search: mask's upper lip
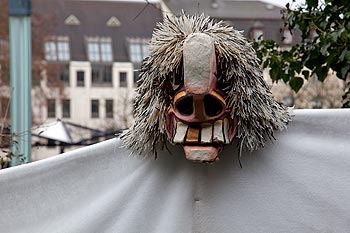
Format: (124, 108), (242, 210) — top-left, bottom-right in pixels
(171, 111), (231, 125)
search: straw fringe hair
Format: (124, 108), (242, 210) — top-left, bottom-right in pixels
(120, 13), (293, 156)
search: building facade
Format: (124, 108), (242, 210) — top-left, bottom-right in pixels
(161, 0), (297, 44)
(0, 0), (163, 160)
(32, 0), (163, 130)
(160, 0), (345, 108)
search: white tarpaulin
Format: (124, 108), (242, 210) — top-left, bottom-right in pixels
(1, 109), (350, 233)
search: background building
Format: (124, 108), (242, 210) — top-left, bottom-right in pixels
(33, 0), (163, 129)
(161, 0), (345, 108)
(0, 0), (345, 162)
(32, 0), (163, 159)
(162, 0), (296, 43)
(1, 0), (163, 160)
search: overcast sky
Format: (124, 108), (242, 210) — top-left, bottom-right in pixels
(101, 0), (306, 9)
(263, 0), (305, 8)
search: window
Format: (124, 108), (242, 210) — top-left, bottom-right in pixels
(86, 37), (113, 62)
(130, 43), (141, 62)
(250, 21), (264, 41)
(100, 39), (113, 62)
(282, 96), (294, 107)
(87, 41), (100, 62)
(44, 36), (70, 61)
(106, 99), (114, 118)
(57, 41), (70, 61)
(142, 44), (148, 58)
(311, 97), (322, 109)
(91, 65), (112, 86)
(47, 64), (69, 87)
(62, 99), (70, 118)
(45, 41), (56, 61)
(133, 70), (140, 87)
(128, 38), (149, 63)
(251, 29), (264, 41)
(60, 66), (70, 85)
(119, 72), (127, 88)
(282, 29), (293, 44)
(91, 99), (99, 118)
(77, 71), (85, 87)
(47, 99), (56, 118)
(92, 66), (100, 83)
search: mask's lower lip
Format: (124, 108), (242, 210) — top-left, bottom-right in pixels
(183, 145), (220, 162)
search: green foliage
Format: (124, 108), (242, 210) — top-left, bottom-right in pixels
(253, 0), (350, 107)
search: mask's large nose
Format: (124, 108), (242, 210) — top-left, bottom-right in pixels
(174, 33), (225, 122)
(183, 33), (216, 95)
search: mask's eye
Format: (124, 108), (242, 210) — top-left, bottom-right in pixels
(204, 94), (223, 117)
(176, 96), (193, 116)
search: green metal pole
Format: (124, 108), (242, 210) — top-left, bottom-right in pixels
(9, 16), (32, 166)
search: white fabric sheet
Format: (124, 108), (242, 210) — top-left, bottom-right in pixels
(1, 109), (350, 233)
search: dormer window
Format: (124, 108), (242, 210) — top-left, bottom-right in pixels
(44, 36), (70, 61)
(64, 14), (80, 25)
(128, 38), (149, 63)
(86, 37), (113, 62)
(106, 16), (121, 27)
(282, 29), (293, 44)
(250, 21), (264, 41)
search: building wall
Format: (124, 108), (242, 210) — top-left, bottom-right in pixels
(32, 144), (80, 161)
(35, 61), (135, 130)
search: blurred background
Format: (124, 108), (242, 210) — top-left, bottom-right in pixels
(0, 0), (347, 165)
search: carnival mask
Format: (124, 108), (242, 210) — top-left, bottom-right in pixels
(166, 33), (237, 162)
(121, 14), (292, 163)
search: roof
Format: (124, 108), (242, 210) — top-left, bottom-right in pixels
(163, 0), (284, 20)
(32, 120), (121, 145)
(33, 120), (74, 144)
(162, 0), (290, 42)
(32, 0), (163, 62)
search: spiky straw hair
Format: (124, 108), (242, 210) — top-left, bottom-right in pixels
(120, 13), (292, 157)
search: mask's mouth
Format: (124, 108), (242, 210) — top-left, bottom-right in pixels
(168, 116), (237, 162)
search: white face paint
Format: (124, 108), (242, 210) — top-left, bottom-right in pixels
(166, 33), (237, 163)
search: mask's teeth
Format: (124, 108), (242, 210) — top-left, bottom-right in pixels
(213, 120), (224, 143)
(200, 123), (213, 143)
(223, 118), (229, 144)
(185, 127), (200, 143)
(173, 121), (188, 144)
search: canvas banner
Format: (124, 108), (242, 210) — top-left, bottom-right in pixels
(1, 109), (350, 233)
